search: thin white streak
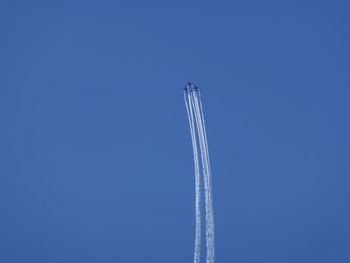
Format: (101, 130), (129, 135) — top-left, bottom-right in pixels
(185, 87), (215, 263)
(192, 90), (215, 263)
(184, 91), (201, 263)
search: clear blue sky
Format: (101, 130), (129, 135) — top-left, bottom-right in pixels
(1, 1), (349, 262)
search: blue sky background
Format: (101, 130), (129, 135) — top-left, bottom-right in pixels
(1, 1), (350, 262)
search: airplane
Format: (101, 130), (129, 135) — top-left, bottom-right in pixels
(184, 81), (200, 92)
(184, 81), (193, 91)
(188, 81), (196, 87)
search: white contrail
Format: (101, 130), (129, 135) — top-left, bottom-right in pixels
(184, 91), (202, 263)
(192, 91), (215, 263)
(184, 83), (215, 263)
(187, 92), (202, 263)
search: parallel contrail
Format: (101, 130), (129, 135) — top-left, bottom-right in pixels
(184, 83), (215, 263)
(192, 91), (215, 263)
(184, 91), (202, 263)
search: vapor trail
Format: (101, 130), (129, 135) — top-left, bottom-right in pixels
(192, 91), (215, 263)
(184, 91), (202, 263)
(184, 83), (215, 263)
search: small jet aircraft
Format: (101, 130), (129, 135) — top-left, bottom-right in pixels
(184, 81), (200, 92)
(184, 81), (193, 91)
(185, 81), (194, 91)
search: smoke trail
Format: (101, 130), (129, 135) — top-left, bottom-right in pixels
(184, 83), (215, 263)
(184, 91), (202, 263)
(192, 91), (215, 263)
